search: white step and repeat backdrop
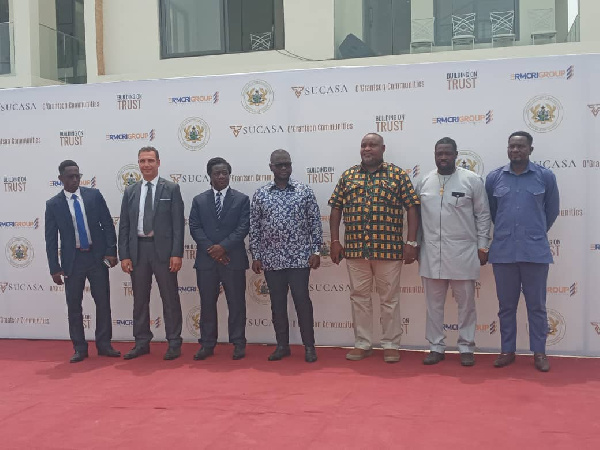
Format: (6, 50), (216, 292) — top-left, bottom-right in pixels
(1, 53), (599, 356)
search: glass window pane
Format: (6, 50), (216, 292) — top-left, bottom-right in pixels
(241, 0), (275, 52)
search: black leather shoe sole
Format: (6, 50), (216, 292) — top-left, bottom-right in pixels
(98, 348), (121, 357)
(123, 347), (150, 360)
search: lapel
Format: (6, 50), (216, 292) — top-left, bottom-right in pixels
(131, 181), (142, 228)
(154, 177), (166, 212)
(80, 187), (93, 215)
(58, 191), (75, 235)
(207, 190), (218, 221)
(220, 188), (234, 220)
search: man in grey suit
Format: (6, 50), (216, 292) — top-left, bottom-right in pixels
(118, 146), (185, 360)
(189, 157), (250, 360)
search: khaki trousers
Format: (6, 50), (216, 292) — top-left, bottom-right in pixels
(346, 258), (403, 350)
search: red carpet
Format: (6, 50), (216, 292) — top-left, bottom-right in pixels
(0, 340), (598, 449)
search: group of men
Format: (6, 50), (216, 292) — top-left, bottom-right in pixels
(45, 130), (559, 372)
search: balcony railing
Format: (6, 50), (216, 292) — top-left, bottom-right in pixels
(39, 24), (86, 84)
(0, 21), (14, 75)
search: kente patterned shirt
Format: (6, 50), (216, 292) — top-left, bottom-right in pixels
(250, 179), (323, 271)
(328, 162), (420, 260)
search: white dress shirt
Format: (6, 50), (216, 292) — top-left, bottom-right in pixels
(64, 188), (92, 248)
(137, 175), (159, 237)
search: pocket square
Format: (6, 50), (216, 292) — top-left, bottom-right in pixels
(159, 198), (171, 201)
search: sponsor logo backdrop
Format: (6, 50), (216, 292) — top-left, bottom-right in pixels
(1, 54), (599, 356)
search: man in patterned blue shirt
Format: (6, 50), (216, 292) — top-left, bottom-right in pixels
(249, 149), (323, 363)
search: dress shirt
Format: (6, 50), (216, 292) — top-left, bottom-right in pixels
(64, 188), (92, 248)
(328, 162), (420, 260)
(485, 162), (559, 264)
(250, 179), (323, 271)
(212, 185), (230, 211)
(416, 167), (491, 280)
(137, 175), (159, 237)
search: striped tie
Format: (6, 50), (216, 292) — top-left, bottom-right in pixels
(215, 191), (222, 219)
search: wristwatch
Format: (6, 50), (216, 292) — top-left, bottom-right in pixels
(405, 241), (418, 247)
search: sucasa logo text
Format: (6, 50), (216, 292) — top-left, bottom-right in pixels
(456, 150), (484, 176)
(447, 71), (477, 90)
(43, 100), (100, 111)
(523, 94), (563, 133)
(548, 239), (561, 258)
(0, 102), (37, 112)
(533, 159), (576, 169)
(547, 282), (577, 297)
(117, 93), (142, 110)
(168, 91), (219, 104)
(106, 129), (155, 141)
(0, 218), (39, 229)
(169, 174), (210, 184)
(116, 164), (142, 193)
(291, 85), (348, 98)
(230, 125), (284, 137)
(432, 110), (493, 125)
(588, 104), (600, 117)
(0, 136), (41, 146)
(179, 117), (210, 151)
(510, 65), (574, 81)
(60, 130), (84, 146)
(5, 237), (34, 268)
(355, 80), (425, 93)
(376, 114), (405, 133)
(306, 166), (335, 184)
(4, 176), (26, 192)
(0, 282), (44, 293)
(184, 243), (197, 260)
(546, 309), (566, 346)
(241, 80), (274, 114)
(50, 177), (96, 188)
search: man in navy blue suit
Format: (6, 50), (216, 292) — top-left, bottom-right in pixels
(45, 160), (121, 363)
(189, 157), (250, 360)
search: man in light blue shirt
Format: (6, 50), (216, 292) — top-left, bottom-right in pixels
(485, 131), (560, 372)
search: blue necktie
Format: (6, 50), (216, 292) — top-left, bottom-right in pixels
(72, 194), (90, 250)
(215, 191), (222, 220)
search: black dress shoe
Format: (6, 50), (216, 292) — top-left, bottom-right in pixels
(232, 346), (246, 360)
(493, 352), (516, 368)
(193, 347), (214, 361)
(123, 346), (150, 360)
(460, 352), (475, 367)
(423, 351), (445, 365)
(534, 353), (550, 372)
(305, 346), (317, 363)
(70, 351), (88, 363)
(164, 347), (181, 360)
(98, 346), (121, 357)
(268, 345), (291, 361)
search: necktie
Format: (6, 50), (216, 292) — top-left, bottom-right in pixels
(215, 191), (222, 220)
(143, 182), (153, 235)
(72, 194), (90, 250)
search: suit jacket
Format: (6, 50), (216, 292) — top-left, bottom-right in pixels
(45, 187), (117, 277)
(118, 177), (185, 266)
(189, 188), (250, 270)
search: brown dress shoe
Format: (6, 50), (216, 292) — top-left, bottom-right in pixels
(423, 351), (445, 365)
(534, 353), (550, 372)
(493, 352), (516, 368)
(383, 349), (400, 363)
(346, 348), (373, 361)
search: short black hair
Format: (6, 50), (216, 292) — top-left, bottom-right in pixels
(58, 160), (78, 175)
(138, 146), (160, 159)
(435, 137), (457, 152)
(508, 131), (533, 146)
(270, 149), (291, 163)
(207, 157), (232, 175)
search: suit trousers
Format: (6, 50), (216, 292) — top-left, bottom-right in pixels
(64, 250), (113, 352)
(492, 262), (549, 353)
(264, 268), (315, 347)
(131, 240), (183, 348)
(346, 258), (403, 350)
(422, 277), (476, 354)
(196, 266), (247, 348)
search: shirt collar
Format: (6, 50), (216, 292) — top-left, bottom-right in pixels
(359, 161), (387, 173)
(64, 188), (82, 200)
(503, 161), (535, 175)
(213, 185), (230, 197)
(268, 179), (297, 191)
(143, 175), (160, 187)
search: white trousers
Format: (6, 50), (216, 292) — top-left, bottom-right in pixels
(422, 277), (476, 354)
(346, 259), (403, 350)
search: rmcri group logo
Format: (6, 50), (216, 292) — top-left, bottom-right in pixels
(241, 80), (274, 114)
(116, 164), (142, 193)
(178, 117), (210, 151)
(5, 237), (34, 268)
(523, 94), (563, 133)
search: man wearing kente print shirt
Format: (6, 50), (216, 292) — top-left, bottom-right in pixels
(249, 149), (323, 363)
(329, 133), (420, 363)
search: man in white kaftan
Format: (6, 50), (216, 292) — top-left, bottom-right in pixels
(416, 137), (491, 366)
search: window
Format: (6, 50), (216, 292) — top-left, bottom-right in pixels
(0, 0), (10, 75)
(160, 0), (284, 59)
(434, 0), (519, 46)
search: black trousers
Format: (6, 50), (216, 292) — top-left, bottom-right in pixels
(131, 240), (183, 348)
(264, 268), (315, 347)
(64, 250), (113, 352)
(196, 266), (247, 348)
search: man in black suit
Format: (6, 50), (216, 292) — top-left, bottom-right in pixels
(118, 147), (185, 360)
(189, 157), (250, 360)
(45, 160), (121, 363)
